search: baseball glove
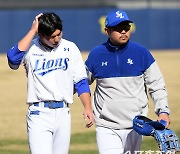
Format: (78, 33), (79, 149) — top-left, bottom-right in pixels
(154, 129), (180, 154)
(133, 115), (180, 153)
(133, 115), (166, 136)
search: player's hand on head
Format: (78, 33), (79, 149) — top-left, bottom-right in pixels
(83, 111), (94, 128)
(31, 13), (43, 34)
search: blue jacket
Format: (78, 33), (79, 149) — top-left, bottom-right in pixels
(85, 39), (170, 129)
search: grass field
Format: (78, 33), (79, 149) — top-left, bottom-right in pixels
(0, 51), (180, 154)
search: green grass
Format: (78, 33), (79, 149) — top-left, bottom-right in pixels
(141, 137), (159, 152)
(69, 150), (98, 154)
(70, 131), (96, 144)
(0, 131), (179, 154)
(0, 151), (28, 154)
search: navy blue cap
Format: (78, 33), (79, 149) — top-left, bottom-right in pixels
(105, 10), (133, 27)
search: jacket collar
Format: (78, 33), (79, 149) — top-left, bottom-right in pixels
(106, 39), (129, 52)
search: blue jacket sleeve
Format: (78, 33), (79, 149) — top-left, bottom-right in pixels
(7, 44), (26, 66)
(74, 78), (91, 96)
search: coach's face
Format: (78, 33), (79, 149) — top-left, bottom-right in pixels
(105, 22), (131, 46)
(40, 29), (62, 48)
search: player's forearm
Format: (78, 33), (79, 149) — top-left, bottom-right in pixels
(79, 93), (92, 111)
(79, 92), (94, 128)
(145, 62), (170, 115)
(18, 29), (36, 51)
(18, 14), (41, 51)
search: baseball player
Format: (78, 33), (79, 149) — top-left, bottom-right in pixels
(85, 10), (170, 154)
(7, 12), (94, 154)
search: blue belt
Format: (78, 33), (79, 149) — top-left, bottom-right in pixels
(33, 101), (66, 109)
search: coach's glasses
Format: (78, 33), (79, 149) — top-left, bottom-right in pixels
(111, 23), (131, 33)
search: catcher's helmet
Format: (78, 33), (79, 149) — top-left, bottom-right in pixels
(133, 115), (166, 136)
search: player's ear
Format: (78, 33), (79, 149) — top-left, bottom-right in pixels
(60, 31), (63, 37)
(38, 33), (43, 38)
(104, 27), (110, 36)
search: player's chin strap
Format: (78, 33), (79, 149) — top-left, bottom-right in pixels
(133, 115), (180, 153)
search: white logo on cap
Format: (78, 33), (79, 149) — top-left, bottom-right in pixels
(116, 11), (124, 19)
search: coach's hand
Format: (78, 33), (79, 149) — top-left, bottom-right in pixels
(157, 113), (170, 128)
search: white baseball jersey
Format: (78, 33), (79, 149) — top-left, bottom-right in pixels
(21, 38), (87, 104)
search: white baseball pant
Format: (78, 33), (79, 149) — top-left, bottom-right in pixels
(26, 105), (71, 154)
(96, 126), (142, 154)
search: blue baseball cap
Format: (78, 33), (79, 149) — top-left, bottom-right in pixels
(105, 10), (133, 27)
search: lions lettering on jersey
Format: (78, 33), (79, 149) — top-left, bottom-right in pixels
(33, 58), (69, 76)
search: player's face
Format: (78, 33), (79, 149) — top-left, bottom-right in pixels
(40, 29), (62, 48)
(105, 22), (131, 46)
